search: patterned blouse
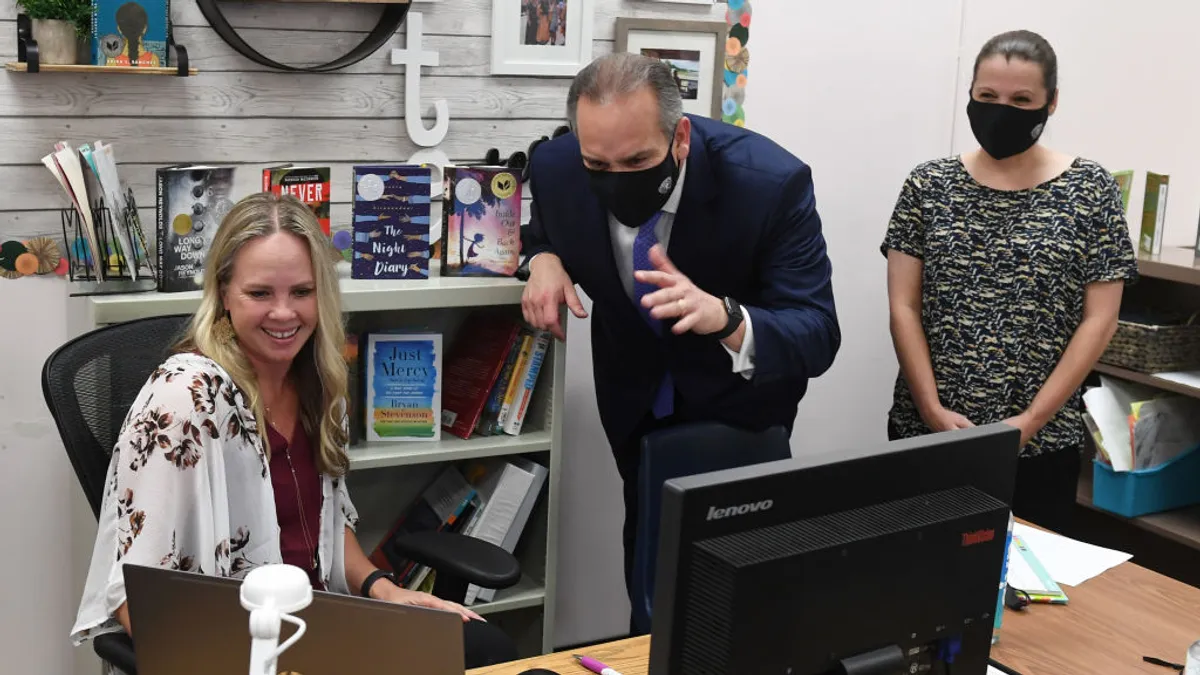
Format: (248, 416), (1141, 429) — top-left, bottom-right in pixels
(70, 352), (360, 648)
(881, 157), (1138, 456)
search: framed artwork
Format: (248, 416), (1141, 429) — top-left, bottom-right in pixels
(614, 18), (727, 119)
(491, 0), (595, 76)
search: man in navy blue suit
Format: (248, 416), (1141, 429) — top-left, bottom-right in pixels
(520, 53), (840, 607)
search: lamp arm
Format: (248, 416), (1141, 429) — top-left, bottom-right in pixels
(272, 613), (308, 660)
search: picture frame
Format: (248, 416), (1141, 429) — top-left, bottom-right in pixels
(614, 18), (728, 119)
(491, 0), (595, 77)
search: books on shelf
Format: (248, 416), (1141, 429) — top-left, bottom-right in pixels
(263, 164), (332, 237)
(155, 165), (237, 293)
(442, 167), (523, 277)
(1139, 171), (1169, 256)
(441, 313), (523, 440)
(365, 332), (443, 442)
(351, 165), (433, 280)
(367, 457), (549, 599)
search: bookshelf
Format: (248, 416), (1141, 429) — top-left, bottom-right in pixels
(76, 273), (566, 657)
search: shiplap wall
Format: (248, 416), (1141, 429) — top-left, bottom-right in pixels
(0, 1), (723, 670)
(0, 0), (722, 240)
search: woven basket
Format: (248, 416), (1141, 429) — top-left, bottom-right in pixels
(1099, 317), (1200, 373)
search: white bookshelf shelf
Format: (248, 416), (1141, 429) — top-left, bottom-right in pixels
(87, 276), (527, 324)
(472, 575), (546, 615)
(347, 430), (552, 471)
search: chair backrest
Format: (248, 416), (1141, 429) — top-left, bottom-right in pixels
(41, 314), (192, 520)
(631, 421), (793, 634)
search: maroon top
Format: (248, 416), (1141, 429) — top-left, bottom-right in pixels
(267, 419), (324, 590)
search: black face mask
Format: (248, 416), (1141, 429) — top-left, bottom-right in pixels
(586, 145), (680, 227)
(967, 97), (1051, 160)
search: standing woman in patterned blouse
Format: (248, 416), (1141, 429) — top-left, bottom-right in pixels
(881, 30), (1138, 533)
(71, 192), (516, 670)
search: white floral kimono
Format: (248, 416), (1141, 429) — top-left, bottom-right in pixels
(71, 352), (359, 649)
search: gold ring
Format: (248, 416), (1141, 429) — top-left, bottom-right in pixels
(677, 298), (685, 312)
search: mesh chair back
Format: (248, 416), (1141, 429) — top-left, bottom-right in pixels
(41, 314), (192, 520)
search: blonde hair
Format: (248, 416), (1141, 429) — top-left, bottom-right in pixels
(175, 192), (350, 476)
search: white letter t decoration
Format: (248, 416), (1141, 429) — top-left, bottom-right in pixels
(391, 12), (449, 147)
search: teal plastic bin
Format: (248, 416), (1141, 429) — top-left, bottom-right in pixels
(1092, 443), (1200, 517)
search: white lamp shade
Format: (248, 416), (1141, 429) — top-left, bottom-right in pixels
(240, 564), (313, 614)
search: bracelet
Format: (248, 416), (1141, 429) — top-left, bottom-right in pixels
(360, 569), (396, 599)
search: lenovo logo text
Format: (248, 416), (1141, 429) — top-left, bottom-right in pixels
(706, 499), (774, 521)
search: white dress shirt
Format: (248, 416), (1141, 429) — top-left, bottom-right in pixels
(607, 161), (756, 379)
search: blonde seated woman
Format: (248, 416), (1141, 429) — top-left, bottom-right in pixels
(70, 192), (516, 670)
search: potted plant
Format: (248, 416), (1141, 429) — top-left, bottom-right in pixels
(17, 0), (92, 65)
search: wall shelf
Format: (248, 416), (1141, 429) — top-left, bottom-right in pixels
(5, 63), (198, 76)
(13, 13), (194, 76)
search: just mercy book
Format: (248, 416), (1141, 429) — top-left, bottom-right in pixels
(366, 332), (442, 442)
(352, 165), (433, 280)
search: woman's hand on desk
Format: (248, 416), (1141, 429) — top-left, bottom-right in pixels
(374, 584), (485, 623)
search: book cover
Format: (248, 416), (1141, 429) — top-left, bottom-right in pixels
(92, 0), (170, 67)
(263, 165), (332, 236)
(442, 167), (523, 277)
(1111, 170), (1133, 212)
(1139, 172), (1169, 256)
(155, 165), (236, 293)
(352, 165), (433, 279)
(503, 330), (551, 435)
(366, 332), (442, 441)
(440, 313), (521, 440)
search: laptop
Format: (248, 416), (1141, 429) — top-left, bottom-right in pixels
(123, 564), (465, 674)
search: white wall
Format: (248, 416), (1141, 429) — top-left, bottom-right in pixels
(953, 0), (1200, 249)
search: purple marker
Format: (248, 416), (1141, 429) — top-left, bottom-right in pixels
(573, 654), (623, 675)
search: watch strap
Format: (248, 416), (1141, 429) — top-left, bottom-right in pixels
(711, 297), (743, 340)
(361, 569), (396, 598)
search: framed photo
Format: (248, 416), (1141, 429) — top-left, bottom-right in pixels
(491, 0), (595, 76)
(614, 18), (728, 119)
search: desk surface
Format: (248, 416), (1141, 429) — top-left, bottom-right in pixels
(470, 556), (1200, 675)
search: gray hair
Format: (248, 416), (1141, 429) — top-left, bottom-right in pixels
(973, 29), (1058, 95)
(566, 53), (684, 141)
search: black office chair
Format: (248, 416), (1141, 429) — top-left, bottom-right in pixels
(42, 315), (520, 675)
(630, 422), (794, 635)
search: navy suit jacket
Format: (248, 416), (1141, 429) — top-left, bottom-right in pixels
(526, 114), (840, 450)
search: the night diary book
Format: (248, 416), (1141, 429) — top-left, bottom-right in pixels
(351, 165), (433, 280)
(91, 0), (170, 67)
(366, 332), (442, 442)
(442, 167), (523, 277)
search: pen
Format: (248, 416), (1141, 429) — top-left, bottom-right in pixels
(573, 654), (623, 675)
(1142, 655), (1185, 671)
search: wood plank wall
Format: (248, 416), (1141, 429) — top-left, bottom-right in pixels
(0, 0), (724, 246)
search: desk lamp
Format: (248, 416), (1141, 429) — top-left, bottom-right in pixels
(240, 564), (313, 675)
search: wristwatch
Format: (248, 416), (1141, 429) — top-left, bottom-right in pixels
(712, 296), (744, 340)
(361, 569), (397, 598)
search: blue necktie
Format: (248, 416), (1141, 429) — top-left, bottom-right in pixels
(632, 212), (674, 418)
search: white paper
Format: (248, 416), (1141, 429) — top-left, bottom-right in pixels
(1082, 385), (1133, 471)
(1155, 370), (1200, 390)
(1012, 523), (1131, 587)
(987, 667), (1006, 675)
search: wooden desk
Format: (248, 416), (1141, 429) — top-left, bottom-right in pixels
(470, 560), (1200, 675)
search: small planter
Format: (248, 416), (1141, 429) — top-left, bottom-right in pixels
(31, 19), (78, 65)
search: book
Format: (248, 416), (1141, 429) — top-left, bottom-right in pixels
(365, 332), (442, 441)
(352, 165), (433, 280)
(440, 313), (522, 440)
(263, 164), (332, 237)
(1111, 170), (1133, 212)
(469, 456), (548, 604)
(1005, 533), (1068, 604)
(91, 0), (170, 67)
(155, 165), (237, 293)
(502, 330), (551, 436)
(442, 167), (523, 277)
(1139, 172), (1169, 256)
(474, 329), (527, 437)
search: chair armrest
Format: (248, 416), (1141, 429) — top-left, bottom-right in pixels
(389, 531), (521, 590)
(94, 632), (138, 674)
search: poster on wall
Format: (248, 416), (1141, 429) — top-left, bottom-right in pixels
(491, 0), (595, 76)
(615, 18), (727, 120)
(722, 0), (752, 127)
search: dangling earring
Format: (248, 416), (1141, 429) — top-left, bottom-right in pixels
(213, 312), (237, 345)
